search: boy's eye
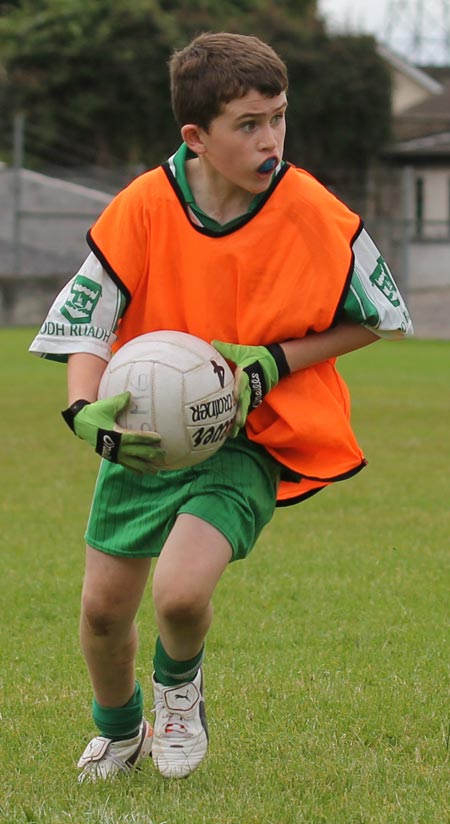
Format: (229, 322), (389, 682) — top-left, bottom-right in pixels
(240, 121), (256, 132)
(271, 113), (284, 125)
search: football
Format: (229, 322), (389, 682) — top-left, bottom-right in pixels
(98, 330), (236, 471)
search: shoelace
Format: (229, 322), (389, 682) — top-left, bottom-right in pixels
(153, 703), (195, 739)
(165, 720), (189, 736)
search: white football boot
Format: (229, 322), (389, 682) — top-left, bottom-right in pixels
(152, 669), (209, 778)
(77, 718), (153, 783)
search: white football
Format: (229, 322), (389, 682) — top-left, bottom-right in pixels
(98, 331), (236, 471)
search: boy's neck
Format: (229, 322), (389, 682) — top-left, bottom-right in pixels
(185, 156), (255, 225)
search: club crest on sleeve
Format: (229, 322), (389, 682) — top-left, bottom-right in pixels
(61, 276), (103, 324)
(370, 258), (401, 307)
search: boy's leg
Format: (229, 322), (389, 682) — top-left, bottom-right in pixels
(80, 546), (152, 706)
(77, 546), (153, 783)
(151, 513), (232, 778)
(152, 513), (232, 662)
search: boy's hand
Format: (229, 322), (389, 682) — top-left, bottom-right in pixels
(61, 392), (165, 474)
(212, 341), (290, 437)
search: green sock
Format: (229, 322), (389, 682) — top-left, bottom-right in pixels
(92, 681), (144, 741)
(153, 636), (204, 687)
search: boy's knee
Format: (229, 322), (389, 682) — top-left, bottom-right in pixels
(81, 593), (125, 637)
(153, 584), (207, 625)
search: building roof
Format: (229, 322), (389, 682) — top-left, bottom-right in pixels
(384, 130), (450, 159)
(421, 66), (450, 84)
(397, 78), (450, 119)
(377, 44), (444, 95)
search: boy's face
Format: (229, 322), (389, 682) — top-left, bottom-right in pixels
(193, 89), (287, 195)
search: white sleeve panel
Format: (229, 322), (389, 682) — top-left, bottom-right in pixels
(351, 229), (413, 339)
(29, 253), (126, 361)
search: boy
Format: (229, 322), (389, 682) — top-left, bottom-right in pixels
(30, 32), (412, 783)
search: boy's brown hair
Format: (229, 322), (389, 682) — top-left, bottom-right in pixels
(169, 32), (288, 130)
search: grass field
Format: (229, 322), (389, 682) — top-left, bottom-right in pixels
(1, 328), (449, 824)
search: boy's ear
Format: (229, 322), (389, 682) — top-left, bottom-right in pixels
(181, 124), (207, 155)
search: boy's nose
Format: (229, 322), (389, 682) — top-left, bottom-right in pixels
(258, 125), (278, 151)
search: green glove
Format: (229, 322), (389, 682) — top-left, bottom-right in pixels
(212, 341), (290, 437)
(61, 392), (165, 474)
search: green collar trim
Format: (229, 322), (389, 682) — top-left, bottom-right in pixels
(169, 143), (284, 232)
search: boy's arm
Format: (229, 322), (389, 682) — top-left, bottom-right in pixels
(279, 322), (378, 373)
(67, 352), (108, 404)
(213, 323), (378, 437)
(62, 352), (165, 474)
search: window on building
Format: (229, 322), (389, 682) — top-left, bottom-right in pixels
(415, 176), (424, 238)
(448, 178), (450, 237)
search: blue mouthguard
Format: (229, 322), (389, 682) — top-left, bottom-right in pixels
(258, 158), (277, 174)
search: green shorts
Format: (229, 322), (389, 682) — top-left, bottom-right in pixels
(85, 435), (280, 561)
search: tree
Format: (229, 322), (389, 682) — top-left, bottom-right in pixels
(0, 0), (179, 166)
(282, 32), (392, 176)
(0, 0), (391, 180)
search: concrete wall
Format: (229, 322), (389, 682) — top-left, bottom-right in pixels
(407, 242), (450, 289)
(0, 167), (114, 326)
(0, 167), (111, 275)
(0, 274), (68, 328)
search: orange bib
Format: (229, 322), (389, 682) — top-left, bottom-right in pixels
(89, 164), (365, 503)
